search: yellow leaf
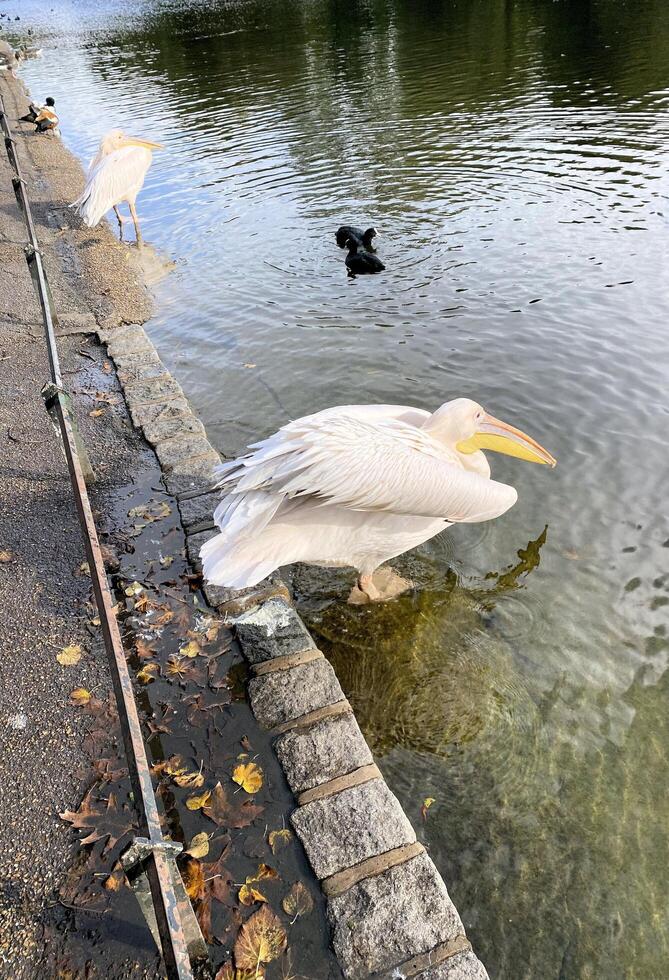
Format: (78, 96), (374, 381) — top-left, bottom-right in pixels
(282, 881), (314, 922)
(165, 755), (187, 776)
(423, 797), (435, 809)
(215, 964), (264, 980)
(179, 640), (200, 658)
(159, 555), (174, 568)
(124, 580), (144, 597)
(253, 863), (278, 881)
(0, 550), (13, 563)
(137, 663), (159, 684)
(182, 857), (205, 901)
(173, 770), (204, 789)
(69, 687), (91, 706)
(57, 645), (82, 666)
(233, 905), (287, 970)
(232, 762), (263, 795)
(268, 829), (292, 854)
(185, 832), (210, 859)
(89, 407), (105, 418)
(186, 790), (212, 811)
(239, 882), (267, 906)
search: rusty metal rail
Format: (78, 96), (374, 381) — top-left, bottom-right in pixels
(0, 92), (205, 980)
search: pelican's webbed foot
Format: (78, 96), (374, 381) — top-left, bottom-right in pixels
(347, 567), (412, 605)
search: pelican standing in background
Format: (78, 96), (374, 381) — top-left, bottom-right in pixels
(201, 398), (556, 603)
(0, 39), (21, 76)
(72, 129), (162, 244)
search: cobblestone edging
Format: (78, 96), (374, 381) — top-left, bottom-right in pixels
(98, 323), (489, 979)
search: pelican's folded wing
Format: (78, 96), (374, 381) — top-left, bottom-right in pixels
(215, 411), (517, 524)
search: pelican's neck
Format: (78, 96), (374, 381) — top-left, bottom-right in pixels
(421, 413), (491, 478)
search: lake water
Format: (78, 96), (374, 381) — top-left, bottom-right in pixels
(13, 0), (669, 975)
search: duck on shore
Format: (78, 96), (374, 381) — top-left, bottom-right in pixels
(345, 237), (385, 275)
(20, 96), (55, 124)
(335, 224), (377, 250)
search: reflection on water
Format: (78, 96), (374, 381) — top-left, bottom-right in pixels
(14, 0), (669, 975)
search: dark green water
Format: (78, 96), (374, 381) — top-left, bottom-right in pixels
(14, 0), (669, 975)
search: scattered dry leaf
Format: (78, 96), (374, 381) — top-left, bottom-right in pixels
(232, 762), (263, 795)
(282, 881), (314, 922)
(0, 550), (13, 563)
(179, 639), (200, 659)
(173, 769), (204, 789)
(268, 829), (292, 854)
(234, 905), (287, 971)
(69, 687), (91, 706)
(57, 645), (82, 666)
(137, 663), (159, 684)
(215, 962), (264, 980)
(89, 407), (105, 418)
(182, 857), (205, 901)
(135, 638), (157, 660)
(124, 580), (144, 597)
(202, 782), (264, 829)
(185, 832), (210, 859)
(239, 882), (267, 906)
(186, 790), (212, 811)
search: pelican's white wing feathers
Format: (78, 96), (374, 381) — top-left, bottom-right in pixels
(213, 408), (517, 528)
(72, 145), (152, 227)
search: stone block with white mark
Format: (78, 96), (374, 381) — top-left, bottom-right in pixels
(235, 598), (315, 663)
(291, 779), (416, 879)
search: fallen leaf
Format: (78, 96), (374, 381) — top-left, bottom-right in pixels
(0, 550), (13, 563)
(234, 905), (287, 971)
(215, 964), (264, 980)
(173, 769), (204, 789)
(104, 862), (126, 892)
(135, 638), (157, 660)
(69, 687), (91, 706)
(185, 831), (210, 859)
(186, 790), (212, 811)
(254, 864), (278, 881)
(134, 594), (150, 614)
(102, 360), (112, 374)
(421, 797), (436, 822)
(182, 857), (205, 901)
(282, 881), (314, 922)
(159, 555), (174, 568)
(89, 407), (105, 418)
(57, 645), (83, 666)
(179, 639), (200, 659)
(268, 829), (292, 854)
(239, 883), (267, 906)
(124, 580), (144, 597)
(166, 655), (187, 679)
(59, 789), (134, 856)
(232, 762), (263, 795)
(202, 782), (264, 829)
(137, 663), (159, 684)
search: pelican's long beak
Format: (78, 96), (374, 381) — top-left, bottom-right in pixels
(457, 413), (557, 467)
(124, 137), (164, 150)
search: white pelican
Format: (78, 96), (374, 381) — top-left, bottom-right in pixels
(201, 398), (556, 603)
(72, 129), (162, 244)
(0, 40), (20, 76)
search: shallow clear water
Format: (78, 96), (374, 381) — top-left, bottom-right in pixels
(12, 0), (669, 975)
